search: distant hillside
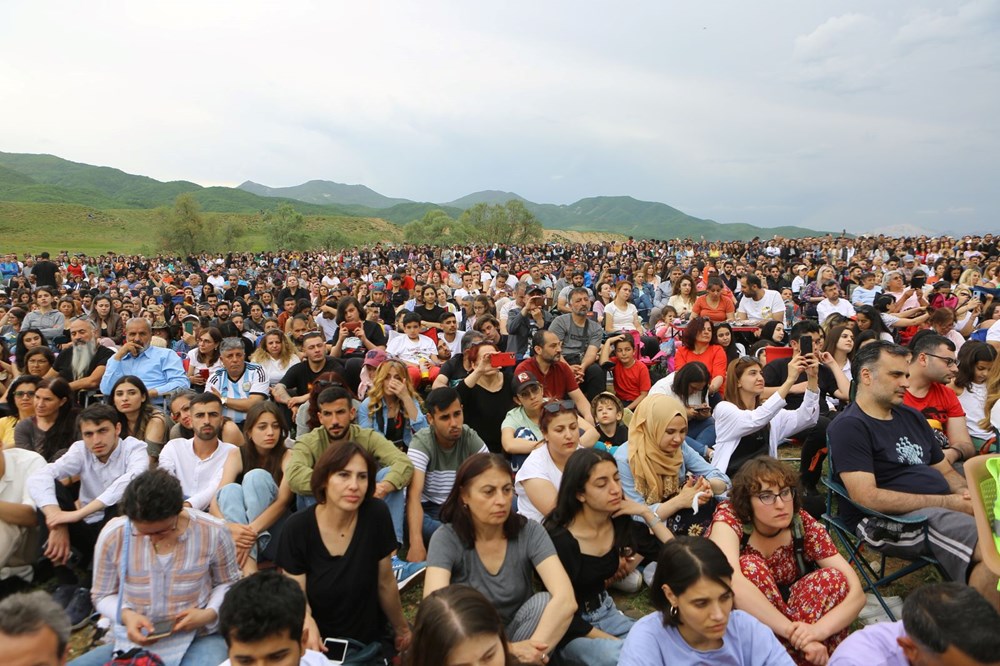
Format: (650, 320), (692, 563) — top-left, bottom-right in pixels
(0, 150), (827, 241)
(239, 179), (413, 208)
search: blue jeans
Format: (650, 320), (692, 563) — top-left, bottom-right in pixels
(686, 416), (716, 451)
(558, 592), (635, 666)
(421, 501), (442, 545)
(69, 634), (228, 666)
(216, 469), (288, 561)
(295, 466), (406, 546)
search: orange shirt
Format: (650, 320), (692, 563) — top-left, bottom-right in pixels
(692, 294), (735, 323)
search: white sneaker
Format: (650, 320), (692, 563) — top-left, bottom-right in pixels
(610, 568), (643, 594)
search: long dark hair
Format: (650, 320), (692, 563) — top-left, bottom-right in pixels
(409, 585), (512, 666)
(241, 401), (289, 485)
(543, 448), (634, 552)
(954, 341), (997, 390)
(440, 453), (525, 548)
(14, 328), (47, 372)
(672, 362), (710, 405)
(712, 322), (739, 363)
(3, 374), (41, 422)
(34, 377), (77, 461)
(855, 304), (893, 338)
(681, 317), (712, 350)
(106, 375), (158, 441)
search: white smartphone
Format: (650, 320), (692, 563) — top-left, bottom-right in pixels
(323, 638), (349, 664)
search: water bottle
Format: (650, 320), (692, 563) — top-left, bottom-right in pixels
(785, 300), (795, 327)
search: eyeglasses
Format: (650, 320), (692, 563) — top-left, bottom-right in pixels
(924, 353), (957, 367)
(755, 487), (795, 505)
(131, 516), (179, 538)
(13, 390), (35, 399)
(542, 400), (576, 414)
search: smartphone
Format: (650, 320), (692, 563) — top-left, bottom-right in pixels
(146, 618), (174, 640)
(490, 352), (516, 368)
(799, 335), (813, 356)
(344, 321), (361, 332)
(324, 638), (349, 664)
(183, 321), (194, 335)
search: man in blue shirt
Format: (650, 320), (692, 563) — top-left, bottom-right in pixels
(99, 318), (189, 406)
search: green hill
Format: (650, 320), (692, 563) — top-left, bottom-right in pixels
(240, 179), (413, 208)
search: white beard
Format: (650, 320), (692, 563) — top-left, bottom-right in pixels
(71, 340), (97, 380)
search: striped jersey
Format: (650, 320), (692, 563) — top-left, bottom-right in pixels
(207, 362), (269, 423)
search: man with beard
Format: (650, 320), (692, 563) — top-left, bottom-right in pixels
(549, 287), (605, 400)
(158, 393), (237, 511)
(99, 318), (189, 407)
(50, 318), (113, 396)
(209, 300), (232, 328)
(514, 330), (594, 424)
(272, 332), (344, 429)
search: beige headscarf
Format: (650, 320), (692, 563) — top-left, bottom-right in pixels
(627, 394), (687, 504)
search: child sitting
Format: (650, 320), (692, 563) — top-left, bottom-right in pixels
(385, 312), (440, 388)
(592, 391), (628, 455)
(599, 333), (651, 411)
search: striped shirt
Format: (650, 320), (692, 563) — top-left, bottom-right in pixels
(91, 509), (240, 653)
(407, 425), (488, 505)
(207, 362), (268, 423)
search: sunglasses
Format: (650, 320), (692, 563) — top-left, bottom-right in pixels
(542, 400), (576, 414)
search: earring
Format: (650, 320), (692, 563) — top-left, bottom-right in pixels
(669, 605), (679, 621)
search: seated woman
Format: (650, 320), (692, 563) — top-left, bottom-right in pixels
(276, 441), (412, 661)
(211, 402), (294, 576)
(544, 448), (670, 666)
(167, 389), (245, 446)
(619, 536), (794, 666)
(0, 374), (39, 447)
(514, 401), (598, 523)
(615, 395), (729, 550)
(329, 296), (388, 391)
(22, 346), (55, 382)
(649, 361), (717, 457)
(424, 453), (576, 666)
(356, 358), (427, 449)
(13, 328), (46, 377)
(456, 341), (515, 454)
(712, 355), (819, 478)
(107, 375), (168, 460)
(708, 458), (864, 665)
(249, 330), (300, 386)
(14, 377), (76, 462)
(674, 317), (727, 398)
(409, 584), (512, 666)
(186, 326), (222, 392)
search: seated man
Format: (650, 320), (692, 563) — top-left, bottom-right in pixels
(48, 317), (113, 398)
(99, 318), (190, 408)
(0, 447), (47, 583)
(829, 582), (1000, 666)
(218, 570), (328, 666)
(549, 287), (606, 400)
(206, 337), (268, 427)
(405, 387), (488, 563)
(828, 341), (999, 608)
(27, 404), (148, 569)
(514, 330), (593, 424)
(0, 591), (70, 666)
(158, 393), (238, 512)
(431, 331), (483, 390)
(816, 279), (854, 324)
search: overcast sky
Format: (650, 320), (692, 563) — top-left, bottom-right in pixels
(2, 1), (998, 234)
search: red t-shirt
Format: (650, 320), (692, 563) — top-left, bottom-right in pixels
(904, 383), (965, 433)
(611, 358), (651, 402)
(515, 357), (579, 401)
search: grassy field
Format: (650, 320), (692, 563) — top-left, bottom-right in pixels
(0, 202), (406, 254)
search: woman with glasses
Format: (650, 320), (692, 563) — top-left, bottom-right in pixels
(708, 458), (863, 666)
(712, 354), (819, 478)
(514, 400), (598, 523)
(424, 453), (576, 666)
(0, 374), (39, 447)
(22, 346), (55, 379)
(186, 326), (223, 392)
(544, 448), (670, 665)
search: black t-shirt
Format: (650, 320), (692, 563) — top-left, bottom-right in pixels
(364, 298), (396, 327)
(276, 501), (396, 644)
(438, 355), (470, 386)
(762, 358), (839, 414)
(596, 422), (629, 450)
(548, 525), (624, 642)
(333, 321), (388, 359)
(278, 357), (345, 398)
(455, 372), (515, 453)
(54, 344), (114, 383)
(828, 402), (949, 529)
(32, 260), (60, 288)
(413, 305), (447, 325)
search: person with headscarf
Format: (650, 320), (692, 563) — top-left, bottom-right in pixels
(614, 394), (730, 585)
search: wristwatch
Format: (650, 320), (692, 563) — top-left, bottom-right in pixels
(221, 396), (228, 406)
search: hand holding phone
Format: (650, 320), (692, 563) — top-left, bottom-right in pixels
(799, 335), (813, 356)
(146, 618), (174, 641)
(490, 352), (516, 368)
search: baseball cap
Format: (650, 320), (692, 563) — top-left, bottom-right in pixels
(512, 371), (541, 394)
(903, 255), (915, 263)
(364, 349), (388, 368)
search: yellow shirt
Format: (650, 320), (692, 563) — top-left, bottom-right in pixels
(0, 416), (18, 448)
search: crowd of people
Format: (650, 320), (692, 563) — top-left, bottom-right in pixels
(1, 232), (1000, 665)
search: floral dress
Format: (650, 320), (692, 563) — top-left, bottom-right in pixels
(708, 501), (850, 665)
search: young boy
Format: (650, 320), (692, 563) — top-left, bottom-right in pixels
(386, 312), (440, 387)
(591, 391), (628, 455)
(599, 333), (650, 411)
(218, 570), (328, 666)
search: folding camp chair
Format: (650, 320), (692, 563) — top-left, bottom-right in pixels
(965, 454), (1000, 577)
(822, 465), (948, 621)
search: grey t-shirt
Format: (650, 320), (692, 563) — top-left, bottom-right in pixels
(427, 520), (556, 625)
(548, 314), (602, 360)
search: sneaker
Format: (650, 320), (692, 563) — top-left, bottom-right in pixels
(65, 586), (95, 630)
(609, 568), (643, 594)
(51, 584), (78, 609)
(392, 556), (426, 592)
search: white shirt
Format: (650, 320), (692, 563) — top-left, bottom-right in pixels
(27, 437), (148, 523)
(440, 330), (464, 355)
(736, 289), (785, 320)
(712, 391), (820, 474)
(604, 301), (639, 330)
(257, 355), (300, 386)
(386, 333), (437, 365)
(207, 274), (226, 289)
(1, 448), (46, 510)
(158, 438), (238, 511)
(987, 319), (1000, 344)
(959, 382), (992, 440)
(315, 315), (338, 341)
(816, 297), (855, 324)
(515, 444), (581, 522)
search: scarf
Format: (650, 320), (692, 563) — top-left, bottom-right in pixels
(627, 394), (687, 504)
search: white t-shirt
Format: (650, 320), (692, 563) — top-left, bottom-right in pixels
(987, 319), (1000, 344)
(649, 372), (703, 407)
(736, 289), (784, 320)
(257, 355), (300, 386)
(604, 301), (639, 330)
(515, 444), (580, 522)
(959, 382), (992, 440)
(817, 298), (855, 324)
(440, 330), (464, 355)
(386, 333), (437, 364)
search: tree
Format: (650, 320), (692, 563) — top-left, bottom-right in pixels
(218, 218), (247, 251)
(460, 200), (542, 245)
(263, 203), (309, 250)
(404, 209), (477, 246)
(159, 194), (212, 255)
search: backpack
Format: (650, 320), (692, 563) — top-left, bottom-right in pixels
(740, 513), (816, 600)
(105, 648), (166, 666)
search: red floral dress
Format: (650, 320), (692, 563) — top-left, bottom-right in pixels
(708, 501), (850, 665)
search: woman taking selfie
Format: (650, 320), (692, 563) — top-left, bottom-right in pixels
(708, 458), (863, 665)
(619, 536), (793, 666)
(456, 342), (516, 454)
(423, 453), (576, 666)
(544, 448), (670, 666)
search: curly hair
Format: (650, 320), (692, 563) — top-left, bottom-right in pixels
(366, 359), (420, 421)
(728, 457), (802, 524)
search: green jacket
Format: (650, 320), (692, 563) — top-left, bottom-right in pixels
(286, 424), (414, 496)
